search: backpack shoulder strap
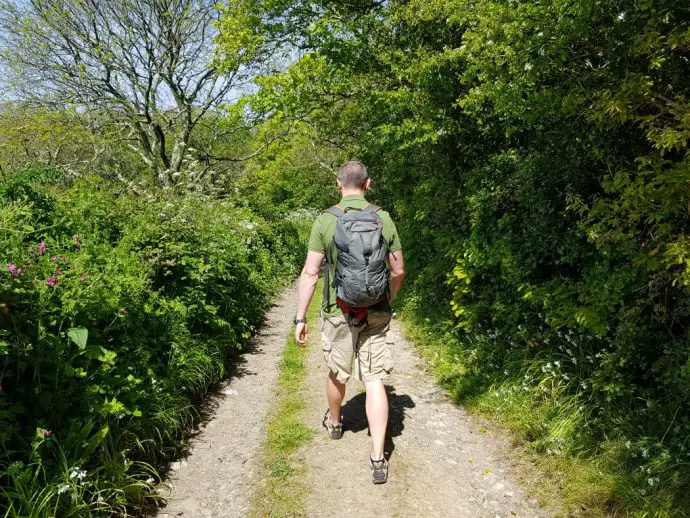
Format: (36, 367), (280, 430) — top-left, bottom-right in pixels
(325, 205), (347, 218)
(361, 203), (381, 213)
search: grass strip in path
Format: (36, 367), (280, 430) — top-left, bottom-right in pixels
(250, 281), (322, 517)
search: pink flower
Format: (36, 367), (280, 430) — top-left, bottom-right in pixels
(59, 256), (67, 262)
(79, 274), (90, 281)
(54, 269), (63, 277)
(46, 277), (57, 287)
(42, 429), (53, 437)
(50, 256), (57, 262)
(38, 241), (47, 255)
(7, 264), (24, 278)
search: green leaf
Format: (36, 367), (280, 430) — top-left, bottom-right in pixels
(68, 327), (89, 350)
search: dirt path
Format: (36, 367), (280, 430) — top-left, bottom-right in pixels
(153, 285), (298, 518)
(154, 286), (552, 518)
(299, 319), (551, 518)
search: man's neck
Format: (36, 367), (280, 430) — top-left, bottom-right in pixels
(340, 189), (366, 198)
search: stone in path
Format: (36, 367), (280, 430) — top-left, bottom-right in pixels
(153, 285), (298, 518)
(300, 319), (551, 518)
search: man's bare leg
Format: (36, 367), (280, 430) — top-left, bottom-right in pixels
(364, 379), (388, 460)
(327, 372), (346, 423)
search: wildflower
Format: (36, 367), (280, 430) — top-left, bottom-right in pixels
(46, 277), (57, 287)
(59, 256), (66, 262)
(146, 477), (155, 484)
(625, 441), (631, 449)
(79, 274), (90, 281)
(7, 264), (24, 277)
(57, 483), (70, 495)
(119, 308), (128, 315)
(72, 235), (81, 249)
(42, 429), (53, 437)
(69, 467), (87, 480)
(38, 240), (47, 254)
(50, 256), (57, 262)
(54, 269), (63, 277)
(554, 360), (561, 368)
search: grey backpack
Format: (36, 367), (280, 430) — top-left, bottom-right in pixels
(324, 204), (390, 308)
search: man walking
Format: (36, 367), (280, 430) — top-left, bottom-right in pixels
(293, 160), (405, 484)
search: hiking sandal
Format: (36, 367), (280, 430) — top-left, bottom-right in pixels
(370, 456), (388, 484)
(322, 409), (343, 440)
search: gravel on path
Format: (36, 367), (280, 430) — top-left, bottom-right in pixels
(299, 317), (553, 518)
(152, 285), (298, 518)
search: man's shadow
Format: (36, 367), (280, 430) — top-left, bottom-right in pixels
(340, 385), (415, 461)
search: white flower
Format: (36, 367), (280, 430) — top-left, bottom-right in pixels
(617, 12), (625, 21)
(146, 477), (155, 484)
(524, 63), (533, 71)
(69, 467), (87, 486)
(57, 483), (70, 495)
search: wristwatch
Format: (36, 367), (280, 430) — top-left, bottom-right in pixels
(293, 316), (307, 325)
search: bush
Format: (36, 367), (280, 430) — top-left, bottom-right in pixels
(0, 168), (304, 516)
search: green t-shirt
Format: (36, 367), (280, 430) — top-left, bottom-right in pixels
(308, 194), (403, 317)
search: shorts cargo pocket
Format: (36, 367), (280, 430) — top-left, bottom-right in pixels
(384, 332), (394, 373)
(321, 316), (350, 383)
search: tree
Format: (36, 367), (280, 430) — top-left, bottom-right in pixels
(0, 0), (265, 185)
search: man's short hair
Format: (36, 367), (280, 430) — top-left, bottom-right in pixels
(337, 160), (369, 188)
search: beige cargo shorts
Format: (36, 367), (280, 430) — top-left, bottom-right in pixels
(320, 309), (394, 384)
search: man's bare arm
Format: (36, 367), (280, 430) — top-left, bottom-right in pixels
(388, 249), (405, 301)
(295, 250), (325, 345)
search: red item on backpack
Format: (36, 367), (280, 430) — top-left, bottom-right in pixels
(336, 297), (368, 324)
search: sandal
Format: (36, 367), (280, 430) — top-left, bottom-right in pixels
(322, 409), (343, 440)
(370, 456), (388, 484)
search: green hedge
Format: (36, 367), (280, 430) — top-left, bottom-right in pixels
(0, 168), (303, 516)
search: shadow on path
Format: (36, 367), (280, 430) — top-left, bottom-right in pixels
(340, 385), (415, 461)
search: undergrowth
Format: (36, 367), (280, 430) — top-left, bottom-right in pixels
(0, 168), (306, 516)
(399, 286), (690, 518)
